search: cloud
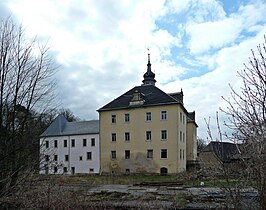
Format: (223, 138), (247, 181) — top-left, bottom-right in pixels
(186, 18), (242, 54)
(163, 28), (266, 139)
(3, 0), (266, 141)
(166, 0), (225, 22)
(185, 1), (266, 54)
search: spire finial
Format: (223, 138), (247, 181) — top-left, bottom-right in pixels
(142, 48), (156, 86)
(147, 48), (150, 63)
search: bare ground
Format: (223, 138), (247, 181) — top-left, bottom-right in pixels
(0, 175), (259, 209)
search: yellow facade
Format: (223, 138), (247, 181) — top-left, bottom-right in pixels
(186, 122), (197, 161)
(98, 55), (197, 174)
(99, 104), (189, 174)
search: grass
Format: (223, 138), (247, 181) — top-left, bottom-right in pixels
(37, 172), (249, 189)
(39, 173), (181, 185)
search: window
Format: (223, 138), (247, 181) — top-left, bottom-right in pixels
(64, 139), (67, 147)
(63, 167), (67, 173)
(71, 139), (75, 147)
(90, 168), (94, 172)
(161, 149), (167, 159)
(54, 140), (58, 148)
(65, 155), (69, 161)
(83, 139), (87, 147)
(54, 166), (57, 173)
(71, 167), (75, 175)
(79, 156), (83, 161)
(125, 169), (130, 173)
(183, 149), (185, 160)
(146, 112), (152, 121)
(161, 111), (167, 120)
(125, 150), (130, 159)
(45, 155), (49, 162)
(180, 112), (182, 123)
(91, 138), (95, 146)
(87, 152), (92, 160)
(111, 151), (116, 159)
(147, 149), (153, 159)
(45, 165), (49, 175)
(146, 131), (152, 141)
(183, 115), (185, 124)
(183, 133), (185, 142)
(125, 132), (130, 141)
(125, 113), (130, 122)
(111, 114), (116, 123)
(180, 149), (182, 160)
(45, 141), (49, 148)
(180, 131), (182, 142)
(112, 133), (116, 142)
(161, 130), (167, 140)
(54, 155), (58, 161)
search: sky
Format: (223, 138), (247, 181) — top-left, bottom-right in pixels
(1, 0), (266, 141)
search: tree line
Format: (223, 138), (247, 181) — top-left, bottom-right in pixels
(0, 17), (78, 197)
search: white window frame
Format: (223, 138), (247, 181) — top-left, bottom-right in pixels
(125, 150), (130, 159)
(71, 139), (75, 147)
(111, 114), (116, 123)
(87, 152), (92, 160)
(146, 131), (152, 141)
(112, 133), (117, 142)
(83, 139), (87, 147)
(45, 141), (49, 148)
(64, 139), (67, 147)
(54, 140), (57, 148)
(161, 111), (167, 120)
(146, 112), (152, 121)
(125, 132), (130, 141)
(147, 149), (153, 159)
(91, 138), (95, 146)
(125, 113), (130, 122)
(161, 130), (167, 140)
(111, 150), (116, 159)
(161, 149), (167, 159)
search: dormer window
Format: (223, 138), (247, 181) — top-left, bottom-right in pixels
(132, 90), (141, 101)
(129, 90), (145, 106)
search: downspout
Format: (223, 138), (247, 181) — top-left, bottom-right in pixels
(68, 136), (70, 174)
(99, 114), (102, 175)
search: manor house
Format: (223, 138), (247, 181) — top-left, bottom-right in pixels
(40, 54), (197, 175)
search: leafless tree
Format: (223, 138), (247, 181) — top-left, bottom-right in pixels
(197, 137), (207, 152)
(58, 107), (80, 122)
(0, 17), (56, 197)
(221, 36), (266, 210)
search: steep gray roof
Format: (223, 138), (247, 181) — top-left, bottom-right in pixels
(40, 115), (99, 137)
(187, 111), (198, 127)
(98, 85), (183, 111)
(202, 141), (240, 162)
